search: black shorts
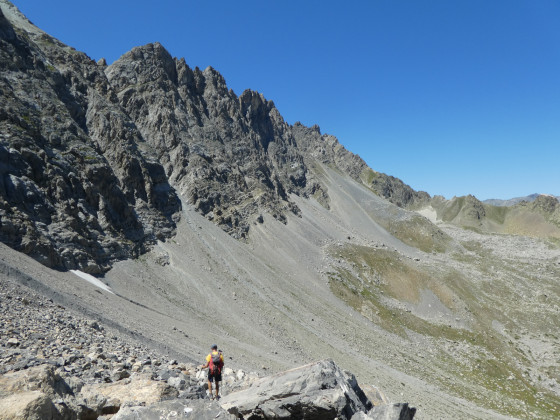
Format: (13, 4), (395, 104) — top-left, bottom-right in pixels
(208, 371), (222, 382)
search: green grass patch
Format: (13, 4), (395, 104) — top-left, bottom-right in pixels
(360, 168), (377, 185)
(484, 204), (508, 225)
(326, 243), (560, 418)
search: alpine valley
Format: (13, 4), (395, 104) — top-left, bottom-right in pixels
(1, 1), (559, 419)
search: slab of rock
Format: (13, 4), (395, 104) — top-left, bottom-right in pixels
(0, 391), (58, 420)
(220, 359), (372, 420)
(0, 365), (68, 420)
(79, 375), (178, 412)
(351, 403), (416, 420)
(112, 399), (235, 420)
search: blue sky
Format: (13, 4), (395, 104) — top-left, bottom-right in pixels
(14, 0), (560, 200)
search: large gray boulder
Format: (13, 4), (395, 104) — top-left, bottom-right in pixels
(351, 403), (416, 420)
(0, 364), (72, 420)
(220, 359), (373, 420)
(112, 399), (235, 420)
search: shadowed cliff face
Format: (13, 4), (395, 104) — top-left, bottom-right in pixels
(0, 6), (180, 273)
(105, 43), (312, 239)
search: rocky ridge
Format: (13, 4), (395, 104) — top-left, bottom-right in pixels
(0, 2), (180, 273)
(1, 0), (429, 274)
(484, 194), (560, 207)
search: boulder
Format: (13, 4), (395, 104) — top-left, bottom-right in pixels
(112, 399), (235, 420)
(0, 391), (58, 420)
(0, 364), (71, 399)
(79, 375), (179, 412)
(0, 365), (71, 420)
(220, 359), (372, 420)
(351, 403), (416, 420)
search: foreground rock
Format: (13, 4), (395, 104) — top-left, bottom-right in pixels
(0, 365), (74, 420)
(0, 360), (415, 420)
(0, 275), (415, 419)
(220, 359), (415, 420)
(112, 399), (235, 420)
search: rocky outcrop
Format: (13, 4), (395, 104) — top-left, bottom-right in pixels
(527, 195), (560, 216)
(105, 43), (310, 239)
(291, 123), (430, 209)
(220, 359), (369, 419)
(0, 2), (180, 273)
(432, 194), (486, 225)
(219, 359), (413, 420)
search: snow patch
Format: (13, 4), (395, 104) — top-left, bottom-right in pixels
(70, 270), (114, 294)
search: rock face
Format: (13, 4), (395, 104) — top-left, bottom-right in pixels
(105, 42), (312, 239)
(291, 123), (430, 210)
(220, 359), (372, 420)
(0, 2), (180, 273)
(0, 0), (431, 272)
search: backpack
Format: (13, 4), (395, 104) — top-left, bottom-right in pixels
(209, 351), (222, 374)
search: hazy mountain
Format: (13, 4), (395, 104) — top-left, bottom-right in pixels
(1, 1), (559, 419)
(484, 193), (542, 206)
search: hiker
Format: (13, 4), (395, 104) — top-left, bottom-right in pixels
(201, 344), (224, 399)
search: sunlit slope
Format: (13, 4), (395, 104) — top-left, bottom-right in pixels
(327, 238), (560, 419)
(313, 170), (560, 418)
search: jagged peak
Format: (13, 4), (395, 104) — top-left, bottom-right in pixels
(201, 65), (228, 92)
(108, 41), (178, 86)
(123, 42), (174, 65)
(465, 194), (482, 203)
(293, 121), (321, 135)
(202, 65), (220, 76)
(239, 89), (275, 116)
(239, 89), (266, 103)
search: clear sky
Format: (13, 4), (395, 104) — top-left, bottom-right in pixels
(12, 0), (560, 200)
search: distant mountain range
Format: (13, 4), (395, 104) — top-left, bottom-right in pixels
(484, 194), (560, 207)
